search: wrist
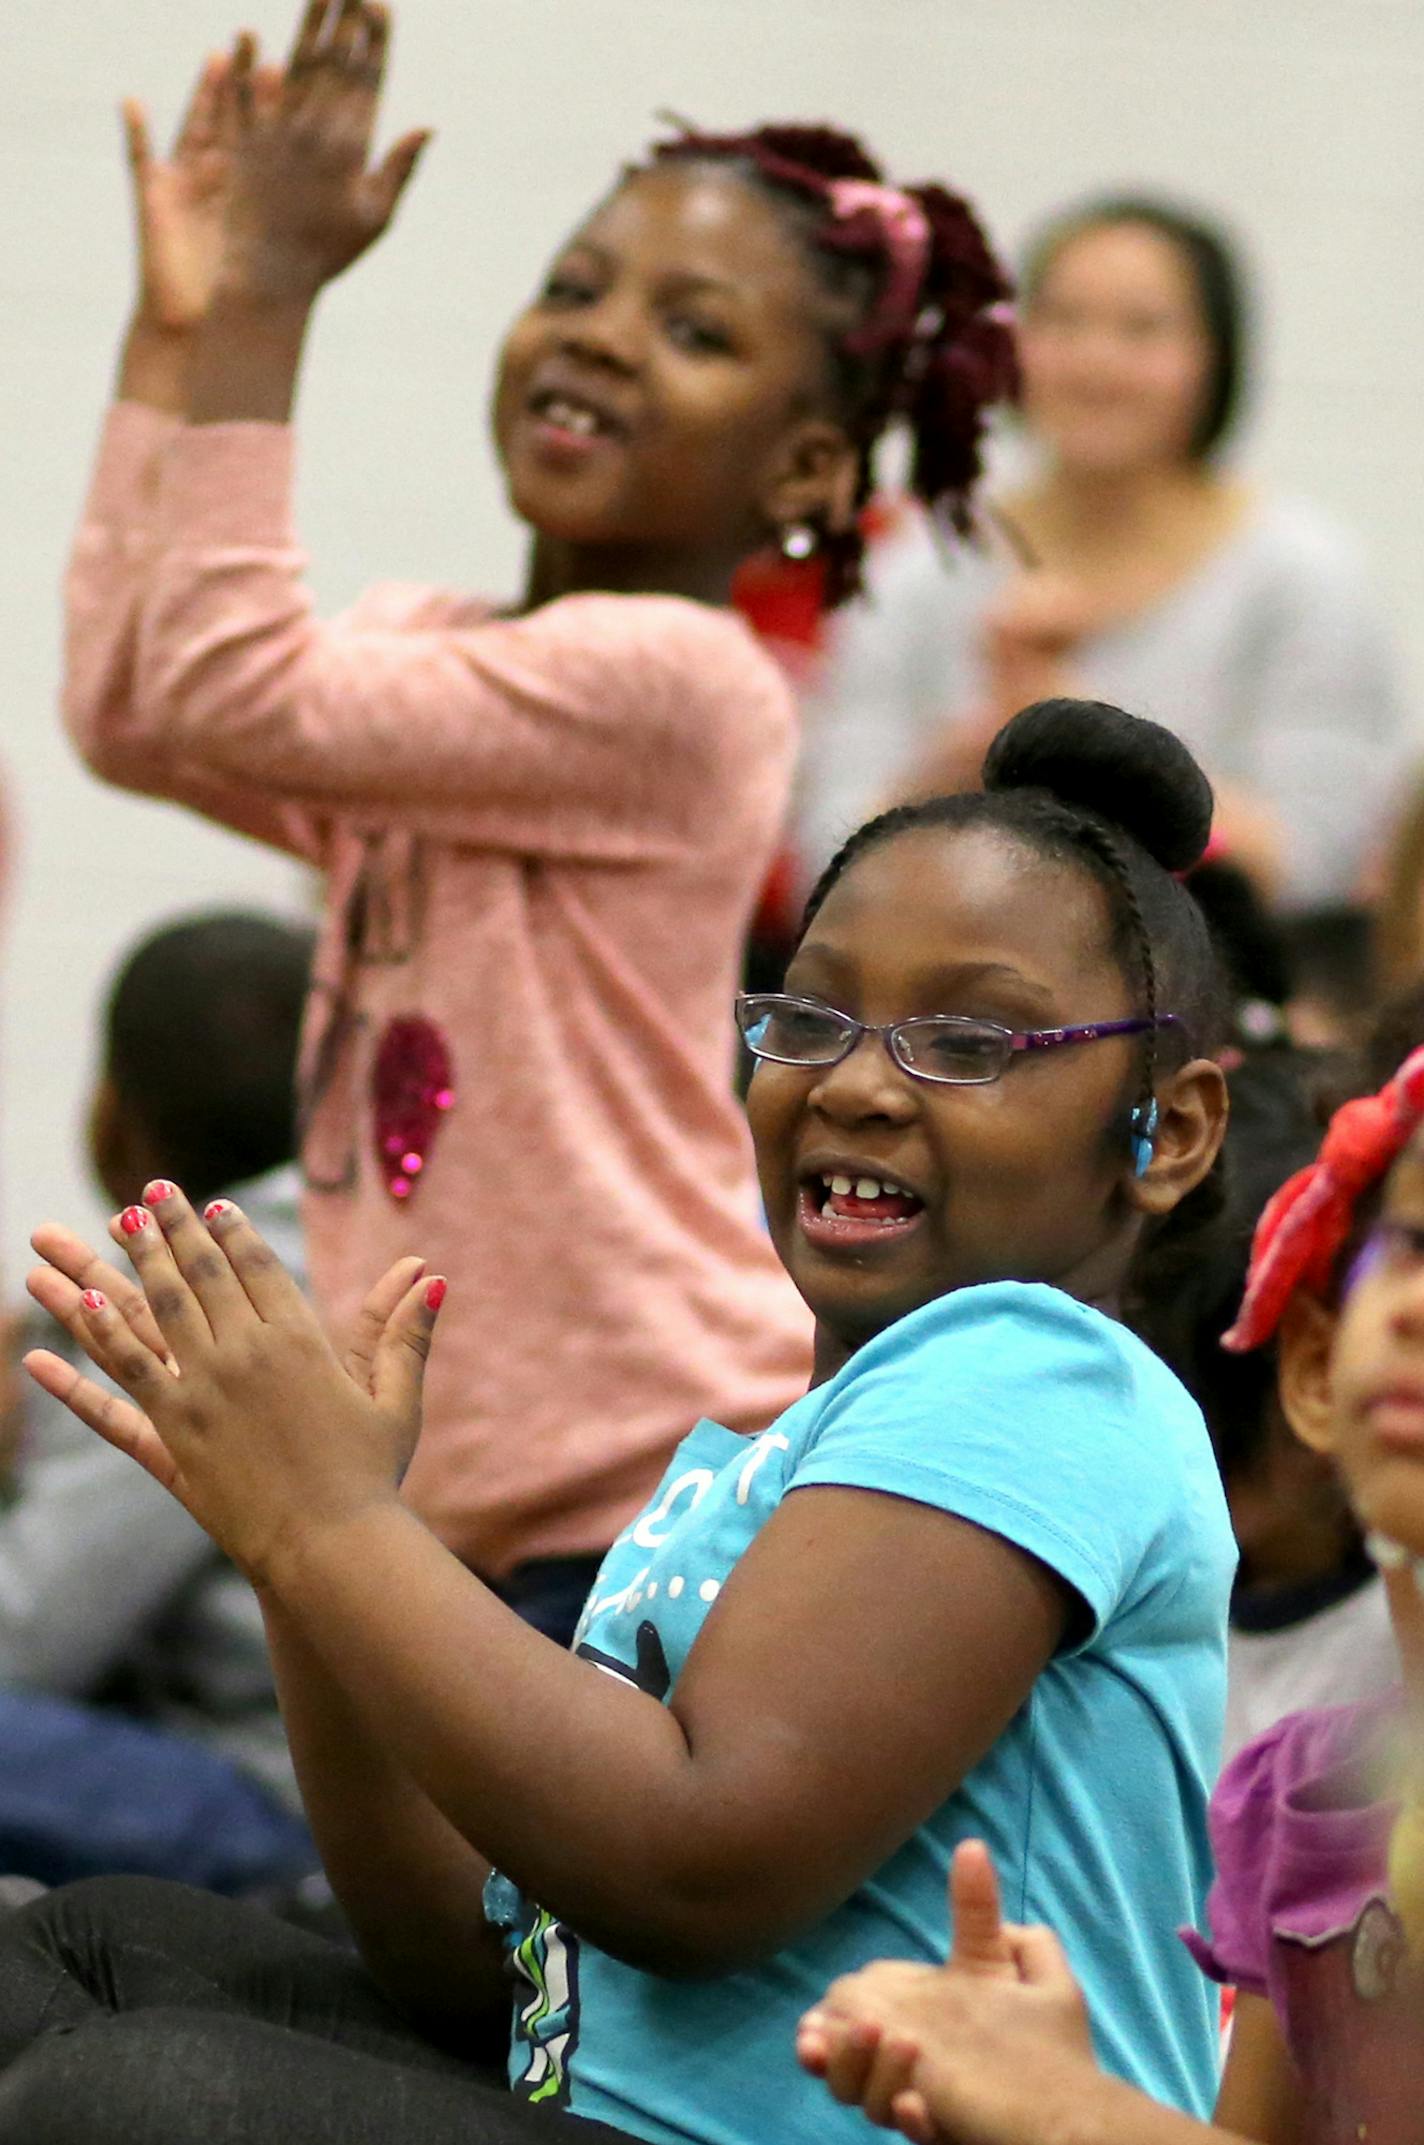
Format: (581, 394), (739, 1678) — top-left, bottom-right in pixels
(189, 287), (314, 425)
(261, 1495), (414, 1606)
(1041, 2069), (1179, 2145)
(213, 249), (327, 314)
(118, 316), (196, 417)
(127, 308), (197, 347)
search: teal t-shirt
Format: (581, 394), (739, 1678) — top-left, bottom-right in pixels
(485, 1282), (1235, 2143)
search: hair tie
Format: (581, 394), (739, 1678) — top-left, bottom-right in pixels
(1224, 1043), (1424, 1353)
(825, 178), (933, 354)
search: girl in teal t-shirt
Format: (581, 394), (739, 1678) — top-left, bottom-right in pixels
(9, 697), (1233, 2145)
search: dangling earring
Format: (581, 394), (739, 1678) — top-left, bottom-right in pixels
(779, 523), (818, 561)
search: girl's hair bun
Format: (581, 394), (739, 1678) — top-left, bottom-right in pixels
(981, 698), (1214, 873)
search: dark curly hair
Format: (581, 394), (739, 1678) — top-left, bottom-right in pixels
(643, 123), (1018, 603)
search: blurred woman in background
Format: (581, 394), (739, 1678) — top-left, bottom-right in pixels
(796, 194), (1410, 908)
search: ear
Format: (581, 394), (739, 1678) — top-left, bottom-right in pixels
(1276, 1291), (1341, 1458)
(1125, 1057), (1227, 1218)
(760, 418), (860, 542)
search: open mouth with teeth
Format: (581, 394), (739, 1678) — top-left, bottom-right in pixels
(528, 388), (621, 440)
(796, 1170), (927, 1251)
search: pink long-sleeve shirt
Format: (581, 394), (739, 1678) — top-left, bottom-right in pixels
(65, 404), (814, 1575)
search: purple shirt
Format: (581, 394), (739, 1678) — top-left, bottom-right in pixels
(1186, 1692), (1424, 2145)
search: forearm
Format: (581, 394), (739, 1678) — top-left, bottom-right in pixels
(269, 1504), (744, 1973)
(261, 1593), (510, 2044)
(188, 285), (314, 424)
(64, 395), (185, 777)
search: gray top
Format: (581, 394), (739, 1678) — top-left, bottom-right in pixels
(795, 495), (1414, 906)
(0, 1167), (304, 1806)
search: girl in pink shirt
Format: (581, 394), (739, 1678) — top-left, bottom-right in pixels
(65, 3), (1014, 1631)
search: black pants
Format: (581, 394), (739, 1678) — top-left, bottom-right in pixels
(0, 1877), (638, 2143)
(490, 1553), (607, 1649)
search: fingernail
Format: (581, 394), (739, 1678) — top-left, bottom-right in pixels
(424, 1278), (447, 1312)
(82, 1289), (107, 1311)
(143, 1180), (177, 1206)
(204, 1200), (232, 1222)
(120, 1207), (148, 1236)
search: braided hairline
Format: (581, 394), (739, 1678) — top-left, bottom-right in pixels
(800, 800), (930, 936)
(1072, 821), (1160, 1110)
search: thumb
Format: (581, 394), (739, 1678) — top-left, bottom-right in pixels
(121, 99), (153, 180)
(369, 129), (433, 222)
(947, 1840), (1012, 1976)
(342, 1255), (426, 1391)
(370, 1270), (446, 1423)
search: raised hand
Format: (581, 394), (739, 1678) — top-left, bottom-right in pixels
(23, 1185), (444, 1587)
(123, 43), (269, 333)
(977, 567), (1102, 730)
(117, 39), (286, 410)
(218, 0), (430, 304)
(798, 1841), (1095, 2144)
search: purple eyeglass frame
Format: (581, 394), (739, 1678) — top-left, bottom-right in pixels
(737, 993), (1181, 1088)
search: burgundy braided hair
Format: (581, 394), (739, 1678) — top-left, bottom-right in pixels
(645, 123), (1017, 605)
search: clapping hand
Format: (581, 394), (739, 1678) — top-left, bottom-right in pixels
(217, 0), (431, 306)
(23, 1185), (445, 1589)
(123, 41), (278, 334)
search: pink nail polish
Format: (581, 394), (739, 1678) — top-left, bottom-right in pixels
(204, 1200), (232, 1222)
(143, 1180), (177, 1206)
(82, 1289), (107, 1311)
(424, 1278), (447, 1312)
(120, 1207), (148, 1236)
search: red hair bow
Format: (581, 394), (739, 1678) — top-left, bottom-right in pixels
(1224, 1044), (1424, 1353)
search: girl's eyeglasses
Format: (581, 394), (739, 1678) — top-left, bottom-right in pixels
(736, 993), (1181, 1089)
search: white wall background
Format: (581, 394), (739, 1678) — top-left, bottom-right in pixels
(4, 0), (1423, 1277)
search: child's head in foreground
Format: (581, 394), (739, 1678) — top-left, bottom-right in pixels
(1228, 1045), (1424, 1562)
(90, 911), (315, 1213)
(739, 696), (1230, 1367)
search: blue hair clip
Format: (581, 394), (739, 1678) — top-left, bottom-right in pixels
(1131, 1099), (1159, 1178)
